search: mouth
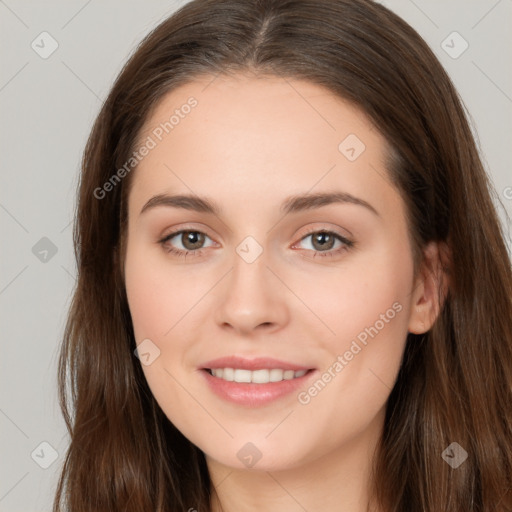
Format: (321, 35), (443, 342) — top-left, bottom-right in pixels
(199, 356), (317, 406)
(204, 367), (311, 383)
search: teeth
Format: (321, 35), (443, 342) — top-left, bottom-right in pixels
(283, 370), (295, 380)
(209, 368), (308, 383)
(234, 369), (252, 383)
(269, 369), (284, 382)
(222, 367), (234, 381)
(251, 369), (270, 384)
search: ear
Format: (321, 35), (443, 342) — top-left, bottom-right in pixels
(407, 240), (451, 334)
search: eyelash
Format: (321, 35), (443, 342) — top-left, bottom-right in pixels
(158, 227), (354, 260)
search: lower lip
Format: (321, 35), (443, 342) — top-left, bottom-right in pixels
(200, 369), (316, 407)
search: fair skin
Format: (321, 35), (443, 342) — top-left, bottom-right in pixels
(123, 72), (445, 512)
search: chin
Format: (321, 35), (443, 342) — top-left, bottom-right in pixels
(203, 439), (312, 473)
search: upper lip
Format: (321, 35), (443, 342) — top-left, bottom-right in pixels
(201, 356), (313, 372)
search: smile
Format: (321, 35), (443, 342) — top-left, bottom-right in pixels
(207, 368), (308, 383)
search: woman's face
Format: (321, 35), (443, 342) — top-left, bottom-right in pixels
(124, 73), (431, 472)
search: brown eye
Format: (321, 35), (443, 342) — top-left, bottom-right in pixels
(294, 229), (354, 258)
(159, 229), (215, 257)
(310, 231), (336, 251)
(180, 231), (206, 250)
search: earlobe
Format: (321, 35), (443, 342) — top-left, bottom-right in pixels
(407, 241), (451, 334)
(407, 278), (431, 335)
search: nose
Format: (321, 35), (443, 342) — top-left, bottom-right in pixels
(214, 246), (290, 336)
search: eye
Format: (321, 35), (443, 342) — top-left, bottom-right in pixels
(158, 229), (215, 258)
(158, 227), (354, 260)
(293, 229), (354, 258)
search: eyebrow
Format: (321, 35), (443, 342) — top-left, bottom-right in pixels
(139, 191), (379, 217)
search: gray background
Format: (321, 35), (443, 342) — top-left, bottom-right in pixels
(1, 1), (511, 510)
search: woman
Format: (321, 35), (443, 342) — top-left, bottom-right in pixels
(54, 0), (512, 510)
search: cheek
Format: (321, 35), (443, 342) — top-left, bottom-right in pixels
(124, 243), (210, 443)
(124, 241), (208, 341)
(297, 243), (414, 409)
(124, 241), (216, 403)
(298, 241), (414, 351)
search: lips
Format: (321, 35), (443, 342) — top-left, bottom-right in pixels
(201, 355), (312, 372)
(199, 356), (316, 406)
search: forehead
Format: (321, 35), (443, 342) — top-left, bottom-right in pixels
(136, 72), (380, 155)
(128, 73), (396, 218)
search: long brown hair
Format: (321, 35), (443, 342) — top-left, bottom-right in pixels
(54, 0), (512, 510)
